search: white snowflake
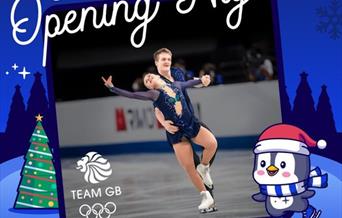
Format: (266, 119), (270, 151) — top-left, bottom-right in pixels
(316, 0), (342, 39)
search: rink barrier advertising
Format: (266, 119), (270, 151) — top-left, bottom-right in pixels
(56, 81), (281, 148)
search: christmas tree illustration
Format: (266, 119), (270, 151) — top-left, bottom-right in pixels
(14, 114), (59, 209)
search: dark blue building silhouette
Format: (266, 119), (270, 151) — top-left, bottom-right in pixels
(316, 85), (337, 136)
(0, 85), (28, 162)
(282, 85), (292, 124)
(0, 73), (51, 163)
(282, 72), (341, 163)
(26, 72), (49, 134)
(292, 72), (316, 136)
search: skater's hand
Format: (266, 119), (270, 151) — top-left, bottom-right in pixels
(163, 120), (179, 134)
(102, 76), (114, 88)
(201, 75), (211, 87)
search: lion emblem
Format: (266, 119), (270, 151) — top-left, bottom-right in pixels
(76, 152), (112, 184)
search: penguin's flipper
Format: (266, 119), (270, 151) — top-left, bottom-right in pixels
(301, 190), (316, 199)
(252, 192), (266, 202)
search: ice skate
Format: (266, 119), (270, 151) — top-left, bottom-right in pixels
(303, 205), (321, 218)
(197, 163), (213, 188)
(205, 183), (214, 198)
(198, 191), (217, 213)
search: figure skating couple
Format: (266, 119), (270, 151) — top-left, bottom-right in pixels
(102, 48), (218, 213)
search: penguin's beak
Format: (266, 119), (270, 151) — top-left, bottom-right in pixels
(266, 165), (279, 176)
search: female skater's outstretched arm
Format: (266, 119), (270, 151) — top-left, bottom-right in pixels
(180, 75), (210, 88)
(174, 75), (211, 90)
(102, 76), (159, 101)
(102, 74), (209, 103)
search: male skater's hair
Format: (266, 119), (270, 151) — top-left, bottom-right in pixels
(153, 48), (172, 61)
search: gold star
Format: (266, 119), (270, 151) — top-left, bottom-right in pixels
(35, 114), (43, 122)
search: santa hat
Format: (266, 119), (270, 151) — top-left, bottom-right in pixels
(254, 124), (327, 155)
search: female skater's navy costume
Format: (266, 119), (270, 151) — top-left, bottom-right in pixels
(109, 79), (201, 144)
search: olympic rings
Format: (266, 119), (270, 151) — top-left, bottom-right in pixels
(79, 202), (117, 218)
(79, 204), (91, 217)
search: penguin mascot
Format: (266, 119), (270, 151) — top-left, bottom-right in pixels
(252, 124), (328, 218)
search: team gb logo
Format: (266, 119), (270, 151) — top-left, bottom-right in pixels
(76, 152), (112, 184)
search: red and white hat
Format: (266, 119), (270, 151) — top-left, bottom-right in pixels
(254, 124), (327, 155)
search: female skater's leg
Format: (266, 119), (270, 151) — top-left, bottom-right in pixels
(192, 126), (218, 165)
(199, 122), (217, 166)
(173, 140), (215, 212)
(172, 140), (206, 192)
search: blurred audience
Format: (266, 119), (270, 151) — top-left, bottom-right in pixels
(132, 75), (145, 91)
(199, 63), (224, 85)
(244, 48), (274, 82)
(173, 59), (195, 81)
(132, 45), (274, 90)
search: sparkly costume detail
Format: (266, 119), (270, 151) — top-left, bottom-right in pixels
(109, 79), (202, 144)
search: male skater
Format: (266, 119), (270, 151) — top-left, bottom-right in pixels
(152, 48), (217, 200)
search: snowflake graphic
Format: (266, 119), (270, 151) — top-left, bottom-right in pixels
(316, 0), (342, 39)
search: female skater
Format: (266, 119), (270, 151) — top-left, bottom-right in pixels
(102, 73), (217, 213)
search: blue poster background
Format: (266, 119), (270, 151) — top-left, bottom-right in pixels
(275, 0), (342, 163)
(0, 0), (341, 217)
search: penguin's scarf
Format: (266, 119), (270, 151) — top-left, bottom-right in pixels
(259, 167), (328, 197)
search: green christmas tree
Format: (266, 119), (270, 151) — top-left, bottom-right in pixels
(14, 114), (59, 209)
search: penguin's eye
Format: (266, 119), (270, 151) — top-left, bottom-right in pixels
(280, 161), (286, 169)
(260, 160), (266, 168)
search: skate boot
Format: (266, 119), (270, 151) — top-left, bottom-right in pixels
(205, 183), (214, 198)
(197, 164), (213, 189)
(198, 191), (217, 213)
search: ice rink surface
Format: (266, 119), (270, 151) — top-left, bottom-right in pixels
(62, 150), (268, 218)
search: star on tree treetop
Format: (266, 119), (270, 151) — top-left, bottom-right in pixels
(35, 114), (43, 122)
